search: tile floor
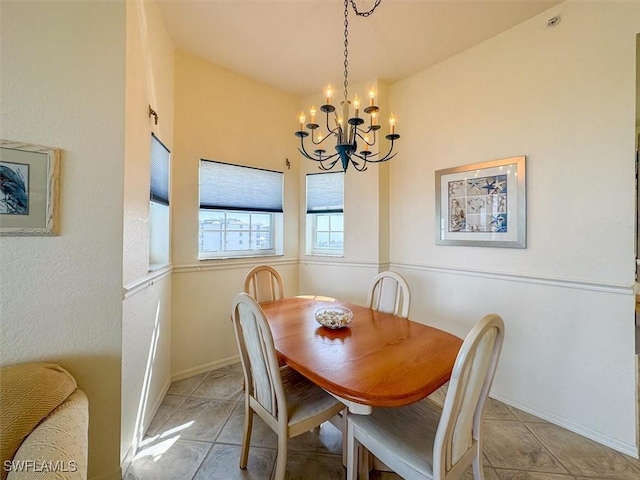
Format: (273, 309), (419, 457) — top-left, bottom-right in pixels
(125, 363), (640, 480)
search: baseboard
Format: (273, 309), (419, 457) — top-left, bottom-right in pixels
(171, 355), (240, 382)
(490, 392), (639, 459)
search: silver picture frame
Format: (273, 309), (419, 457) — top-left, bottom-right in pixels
(0, 139), (60, 236)
(435, 155), (526, 248)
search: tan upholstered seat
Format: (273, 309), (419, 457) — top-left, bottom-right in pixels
(346, 314), (505, 480)
(0, 363), (88, 480)
(231, 292), (345, 479)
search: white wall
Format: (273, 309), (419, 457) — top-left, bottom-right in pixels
(0, 1), (125, 478)
(121, 0), (174, 469)
(170, 53), (300, 377)
(389, 1), (639, 455)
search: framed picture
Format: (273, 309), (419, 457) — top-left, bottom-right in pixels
(435, 155), (526, 248)
(0, 140), (60, 236)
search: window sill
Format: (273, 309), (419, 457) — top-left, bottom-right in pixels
(198, 253), (283, 261)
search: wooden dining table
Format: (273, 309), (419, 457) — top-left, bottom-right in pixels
(259, 296), (463, 414)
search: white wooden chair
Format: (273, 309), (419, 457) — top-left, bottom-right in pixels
(346, 313), (505, 480)
(366, 271), (411, 318)
(243, 264), (284, 303)
(231, 292), (345, 479)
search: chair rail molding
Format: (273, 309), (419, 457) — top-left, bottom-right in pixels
(390, 261), (633, 295)
(123, 264), (172, 299)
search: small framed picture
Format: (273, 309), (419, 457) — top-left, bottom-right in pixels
(435, 156), (526, 248)
(0, 140), (60, 236)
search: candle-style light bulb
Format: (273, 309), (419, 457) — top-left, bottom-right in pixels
(325, 84), (333, 105)
(317, 132), (323, 144)
(389, 113), (396, 134)
(299, 112), (305, 131)
(371, 111), (377, 127)
(364, 134), (369, 151)
(310, 105), (316, 123)
(369, 86), (376, 107)
(353, 94), (360, 118)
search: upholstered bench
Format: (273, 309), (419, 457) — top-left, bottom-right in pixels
(0, 363), (88, 480)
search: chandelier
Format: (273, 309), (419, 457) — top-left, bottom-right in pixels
(294, 0), (400, 172)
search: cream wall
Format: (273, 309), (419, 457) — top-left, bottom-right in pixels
(170, 53), (300, 376)
(0, 1), (125, 478)
(389, 1), (639, 455)
(121, 0), (174, 469)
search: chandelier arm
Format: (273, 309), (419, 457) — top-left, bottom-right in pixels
(352, 138), (399, 163)
(354, 130), (375, 147)
(350, 157), (368, 172)
(318, 158), (341, 171)
(298, 137), (340, 163)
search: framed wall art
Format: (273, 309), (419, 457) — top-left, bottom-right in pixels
(435, 155), (526, 248)
(0, 139), (60, 236)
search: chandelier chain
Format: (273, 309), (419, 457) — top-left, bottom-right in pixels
(349, 0), (382, 17)
(343, 0), (349, 101)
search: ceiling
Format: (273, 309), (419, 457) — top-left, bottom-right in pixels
(157, 0), (561, 97)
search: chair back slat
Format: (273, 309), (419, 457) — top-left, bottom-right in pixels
(244, 265), (284, 303)
(366, 271), (411, 318)
(233, 293), (286, 419)
(434, 313), (504, 476)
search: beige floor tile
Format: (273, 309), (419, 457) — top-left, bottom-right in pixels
(284, 452), (345, 480)
(191, 369), (244, 401)
(526, 423), (640, 480)
(288, 421), (343, 455)
(217, 402), (279, 447)
(124, 438), (211, 480)
(484, 397), (518, 421)
(494, 469), (574, 480)
(166, 372), (209, 396)
(483, 420), (569, 474)
(160, 397), (236, 443)
(145, 394), (188, 437)
(507, 406), (548, 424)
(193, 443), (275, 480)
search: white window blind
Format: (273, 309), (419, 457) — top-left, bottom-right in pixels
(306, 172), (344, 214)
(150, 133), (170, 206)
(200, 160), (283, 212)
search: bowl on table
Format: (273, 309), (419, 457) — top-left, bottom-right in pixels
(315, 306), (353, 329)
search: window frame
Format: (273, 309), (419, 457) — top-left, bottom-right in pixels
(306, 172), (344, 256)
(198, 160), (284, 260)
(149, 133), (171, 270)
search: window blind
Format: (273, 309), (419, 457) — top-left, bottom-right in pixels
(306, 172), (344, 214)
(150, 133), (170, 206)
(199, 160), (283, 212)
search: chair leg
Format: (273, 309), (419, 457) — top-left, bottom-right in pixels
(472, 448), (484, 480)
(341, 408), (348, 467)
(358, 446), (371, 480)
(346, 418), (358, 480)
(273, 433), (288, 480)
(239, 403), (253, 469)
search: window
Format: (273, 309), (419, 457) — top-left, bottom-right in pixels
(306, 172), (344, 255)
(149, 133), (170, 268)
(199, 160), (283, 259)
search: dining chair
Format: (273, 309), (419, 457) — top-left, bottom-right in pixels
(346, 313), (505, 480)
(366, 271), (411, 318)
(231, 292), (345, 479)
(243, 264), (284, 303)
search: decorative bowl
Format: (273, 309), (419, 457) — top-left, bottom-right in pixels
(315, 307), (353, 329)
